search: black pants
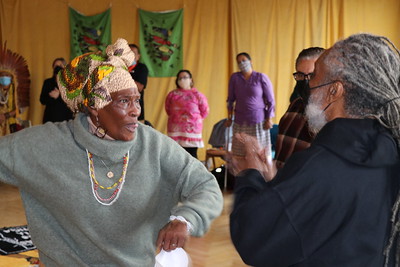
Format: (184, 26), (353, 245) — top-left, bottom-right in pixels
(184, 147), (198, 159)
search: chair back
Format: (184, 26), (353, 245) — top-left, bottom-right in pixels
(208, 118), (232, 150)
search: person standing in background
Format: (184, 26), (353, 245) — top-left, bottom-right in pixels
(0, 42), (30, 136)
(40, 57), (73, 123)
(129, 44), (151, 126)
(165, 69), (209, 159)
(226, 52), (275, 160)
(274, 47), (325, 169)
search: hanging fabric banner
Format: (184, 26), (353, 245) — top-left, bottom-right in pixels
(139, 9), (183, 77)
(69, 7), (111, 59)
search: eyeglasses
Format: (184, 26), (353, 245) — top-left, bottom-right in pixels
(178, 76), (191, 81)
(293, 72), (313, 81)
(308, 81), (337, 91)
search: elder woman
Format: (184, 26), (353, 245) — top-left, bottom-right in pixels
(0, 38), (223, 266)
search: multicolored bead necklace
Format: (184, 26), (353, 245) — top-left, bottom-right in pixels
(86, 149), (130, 205)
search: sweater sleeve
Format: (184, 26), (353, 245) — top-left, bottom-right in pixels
(165, 91), (173, 116)
(230, 169), (304, 266)
(197, 91), (209, 119)
(227, 74), (237, 110)
(0, 134), (20, 186)
(170, 157), (223, 237)
(260, 73), (275, 118)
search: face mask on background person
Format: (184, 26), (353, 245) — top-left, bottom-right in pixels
(53, 66), (63, 77)
(178, 78), (192, 89)
(0, 76), (12, 86)
(294, 79), (310, 104)
(127, 59), (137, 72)
(238, 60), (251, 72)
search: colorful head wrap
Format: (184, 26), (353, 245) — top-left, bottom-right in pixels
(57, 38), (137, 112)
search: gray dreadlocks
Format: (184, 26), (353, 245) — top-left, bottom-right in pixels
(323, 33), (400, 266)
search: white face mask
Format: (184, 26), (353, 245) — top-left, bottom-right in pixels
(178, 78), (192, 89)
(238, 60), (252, 72)
(305, 90), (328, 134)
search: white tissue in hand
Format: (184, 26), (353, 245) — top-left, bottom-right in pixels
(154, 248), (190, 267)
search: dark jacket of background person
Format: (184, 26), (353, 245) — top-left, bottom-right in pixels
(40, 73), (73, 123)
(274, 97), (314, 169)
(230, 118), (400, 267)
(130, 62), (148, 121)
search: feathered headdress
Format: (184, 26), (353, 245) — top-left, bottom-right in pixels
(0, 42), (30, 108)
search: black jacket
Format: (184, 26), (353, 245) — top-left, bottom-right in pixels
(40, 77), (73, 123)
(230, 118), (400, 267)
(129, 62), (148, 121)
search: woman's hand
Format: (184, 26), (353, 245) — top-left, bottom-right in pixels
(156, 220), (189, 251)
(264, 118), (273, 130)
(49, 88), (60, 99)
(225, 118), (233, 127)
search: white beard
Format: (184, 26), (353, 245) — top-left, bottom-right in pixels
(305, 92), (328, 134)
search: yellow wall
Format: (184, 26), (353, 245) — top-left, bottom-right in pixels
(1, 0), (400, 159)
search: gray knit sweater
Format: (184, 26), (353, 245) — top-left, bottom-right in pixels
(0, 114), (223, 266)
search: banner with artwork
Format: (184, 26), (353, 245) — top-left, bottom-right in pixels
(139, 9), (183, 77)
(69, 7), (111, 59)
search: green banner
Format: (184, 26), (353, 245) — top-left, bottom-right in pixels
(69, 7), (111, 60)
(139, 9), (183, 77)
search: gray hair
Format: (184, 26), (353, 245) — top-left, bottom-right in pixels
(323, 33), (400, 266)
(322, 33), (400, 147)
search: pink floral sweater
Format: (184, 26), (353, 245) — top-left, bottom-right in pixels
(165, 88), (209, 147)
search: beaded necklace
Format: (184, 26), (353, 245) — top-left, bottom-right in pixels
(86, 149), (130, 206)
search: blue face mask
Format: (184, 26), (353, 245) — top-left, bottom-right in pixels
(0, 76), (11, 86)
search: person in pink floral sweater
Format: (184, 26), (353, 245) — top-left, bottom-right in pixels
(165, 70), (209, 159)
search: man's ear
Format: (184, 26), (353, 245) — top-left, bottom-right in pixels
(328, 81), (344, 101)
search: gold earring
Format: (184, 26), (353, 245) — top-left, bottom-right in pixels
(94, 116), (107, 138)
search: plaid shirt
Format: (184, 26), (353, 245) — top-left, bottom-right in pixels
(274, 98), (315, 169)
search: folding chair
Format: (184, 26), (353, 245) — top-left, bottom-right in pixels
(206, 118), (232, 170)
(206, 118), (233, 190)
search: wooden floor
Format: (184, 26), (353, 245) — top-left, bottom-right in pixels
(0, 182), (249, 267)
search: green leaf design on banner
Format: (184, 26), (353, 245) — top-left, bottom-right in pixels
(69, 7), (111, 60)
(139, 9), (183, 77)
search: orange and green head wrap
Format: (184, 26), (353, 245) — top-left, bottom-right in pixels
(57, 38), (137, 112)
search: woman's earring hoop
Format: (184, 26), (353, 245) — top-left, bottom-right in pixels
(94, 116), (107, 139)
